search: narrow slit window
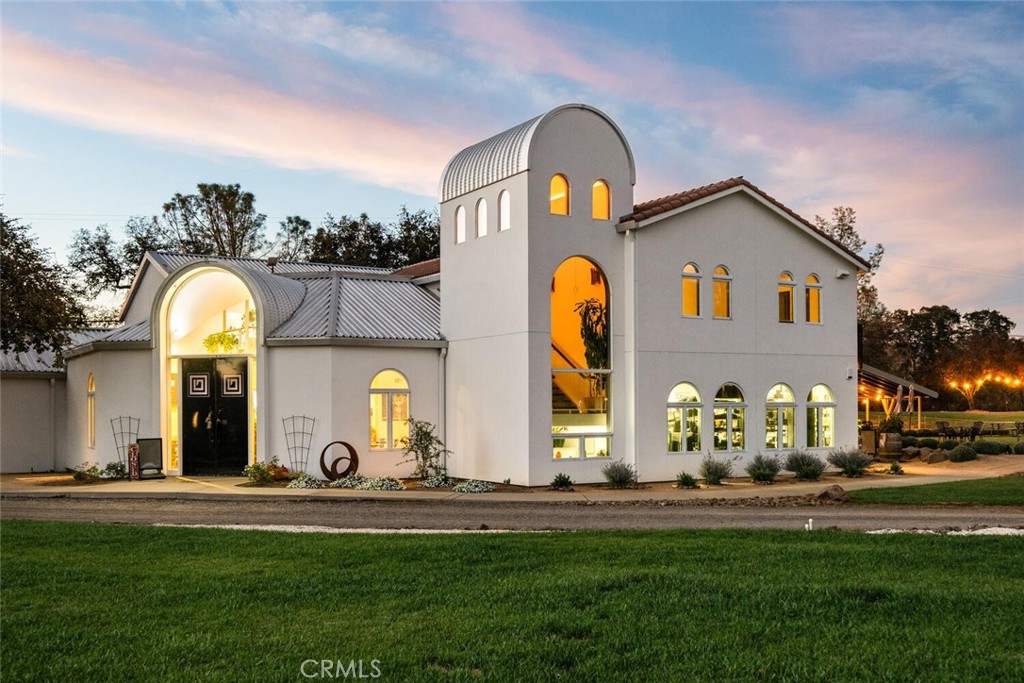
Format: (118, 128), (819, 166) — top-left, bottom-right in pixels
(713, 266), (731, 319)
(592, 179), (610, 220)
(455, 206), (466, 244)
(805, 274), (821, 323)
(498, 190), (511, 231)
(681, 263), (700, 317)
(476, 198), (488, 238)
(778, 272), (794, 323)
(550, 174), (570, 215)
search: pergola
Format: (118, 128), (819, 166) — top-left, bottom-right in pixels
(858, 363), (938, 429)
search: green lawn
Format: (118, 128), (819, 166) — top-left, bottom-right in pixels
(3, 521), (1023, 681)
(918, 410), (1024, 429)
(849, 475), (1024, 506)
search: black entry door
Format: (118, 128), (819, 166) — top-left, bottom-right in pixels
(181, 358), (249, 475)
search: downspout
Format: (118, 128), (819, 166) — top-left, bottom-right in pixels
(626, 228), (639, 468)
(438, 346), (448, 471)
(49, 377), (57, 472)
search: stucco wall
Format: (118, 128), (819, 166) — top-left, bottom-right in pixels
(0, 375), (65, 472)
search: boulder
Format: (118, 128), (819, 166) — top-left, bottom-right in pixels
(927, 450), (949, 464)
(918, 447), (933, 461)
(815, 484), (850, 503)
(899, 446), (921, 461)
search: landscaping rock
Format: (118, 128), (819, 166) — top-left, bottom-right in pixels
(927, 450), (949, 464)
(899, 446), (920, 461)
(815, 485), (849, 503)
(918, 447), (933, 461)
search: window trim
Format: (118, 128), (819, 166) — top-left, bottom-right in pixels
(681, 263), (701, 318)
(712, 265), (731, 320)
(713, 382), (747, 452)
(667, 382), (702, 454)
(369, 369), (410, 451)
(806, 383), (836, 449)
(765, 383), (796, 450)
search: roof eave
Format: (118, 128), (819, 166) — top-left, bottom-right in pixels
(266, 337), (448, 349)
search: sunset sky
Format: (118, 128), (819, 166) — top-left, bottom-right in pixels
(3, 2), (1022, 328)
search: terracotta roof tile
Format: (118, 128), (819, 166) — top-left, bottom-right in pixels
(392, 258), (440, 279)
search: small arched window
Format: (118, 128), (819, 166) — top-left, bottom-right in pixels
(778, 271), (795, 323)
(805, 274), (821, 323)
(476, 198), (488, 238)
(498, 190), (511, 232)
(592, 180), (610, 220)
(667, 382), (701, 453)
(370, 370), (410, 450)
(714, 383), (746, 452)
(681, 263), (701, 317)
(765, 383), (795, 450)
(713, 265), (731, 319)
(807, 384), (835, 448)
(550, 174), (570, 215)
(87, 373), (96, 449)
(454, 206), (466, 244)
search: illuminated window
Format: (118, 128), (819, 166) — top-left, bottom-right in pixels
(713, 383), (746, 452)
(765, 383), (795, 450)
(805, 274), (821, 323)
(370, 370), (410, 450)
(778, 272), (794, 323)
(592, 180), (610, 220)
(807, 384), (835, 448)
(455, 206), (466, 244)
(475, 198), (488, 238)
(87, 373), (96, 449)
(551, 256), (610, 460)
(550, 174), (570, 215)
(498, 190), (511, 231)
(681, 263), (700, 317)
(713, 265), (731, 319)
(667, 382), (701, 453)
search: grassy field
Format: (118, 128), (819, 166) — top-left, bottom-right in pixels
(3, 520), (1023, 682)
(918, 410), (1024, 428)
(849, 475), (1024, 506)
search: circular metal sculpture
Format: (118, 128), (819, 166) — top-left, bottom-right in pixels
(319, 441), (359, 480)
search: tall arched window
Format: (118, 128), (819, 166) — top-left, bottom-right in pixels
(551, 256), (610, 459)
(807, 384), (835, 448)
(87, 373), (96, 449)
(681, 263), (701, 317)
(370, 370), (410, 450)
(765, 383), (795, 450)
(550, 174), (570, 215)
(498, 190), (511, 232)
(778, 272), (795, 323)
(805, 274), (821, 323)
(667, 382), (701, 453)
(713, 265), (731, 319)
(592, 179), (610, 220)
(714, 383), (746, 452)
(454, 206), (466, 244)
(475, 198), (488, 238)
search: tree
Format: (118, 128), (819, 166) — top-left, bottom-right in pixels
(814, 207), (885, 321)
(392, 207), (440, 267)
(1, 213), (86, 355)
(160, 183), (267, 257)
(274, 216), (313, 261)
(68, 216), (168, 297)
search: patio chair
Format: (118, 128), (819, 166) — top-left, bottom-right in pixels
(1014, 422), (1024, 442)
(936, 421), (950, 439)
(968, 421), (984, 442)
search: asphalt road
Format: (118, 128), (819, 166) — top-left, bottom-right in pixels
(3, 495), (1023, 531)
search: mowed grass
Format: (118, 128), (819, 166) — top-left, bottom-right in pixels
(850, 475), (1024, 506)
(3, 521), (1024, 682)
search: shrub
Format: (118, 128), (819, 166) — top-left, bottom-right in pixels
(419, 473), (455, 489)
(916, 429), (939, 437)
(826, 448), (872, 478)
(601, 459), (638, 488)
(453, 479), (494, 493)
(358, 476), (406, 491)
(72, 462), (101, 482)
(243, 457), (279, 485)
(1014, 442), (1024, 455)
(901, 435), (918, 447)
(949, 445), (978, 462)
(326, 473), (368, 489)
(917, 438), (940, 449)
(878, 415), (904, 434)
(286, 472), (323, 489)
(745, 454), (781, 484)
(550, 473), (574, 490)
(699, 456), (733, 485)
(675, 472), (699, 489)
(397, 417), (451, 479)
(938, 440), (959, 451)
(887, 460), (904, 475)
(972, 440), (1009, 455)
(101, 461), (127, 480)
(783, 450), (826, 481)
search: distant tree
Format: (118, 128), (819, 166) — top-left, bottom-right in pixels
(274, 216), (313, 261)
(160, 183), (267, 257)
(1, 213), (86, 355)
(68, 216), (168, 297)
(888, 305), (963, 382)
(814, 207), (885, 321)
(392, 207), (440, 267)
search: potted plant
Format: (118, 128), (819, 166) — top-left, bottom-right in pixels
(202, 331), (240, 354)
(574, 297), (608, 412)
(877, 415), (903, 457)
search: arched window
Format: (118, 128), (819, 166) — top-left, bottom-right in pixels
(592, 179), (610, 220)
(370, 370), (410, 450)
(713, 383), (746, 452)
(778, 271), (795, 323)
(667, 382), (701, 453)
(87, 373), (96, 449)
(454, 206), (466, 244)
(550, 174), (570, 215)
(498, 190), (511, 232)
(713, 265), (731, 319)
(681, 263), (700, 317)
(805, 274), (821, 323)
(807, 384), (835, 448)
(551, 256), (610, 459)
(765, 383), (795, 450)
(475, 198), (488, 238)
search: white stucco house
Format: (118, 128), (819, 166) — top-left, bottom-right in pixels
(0, 103), (869, 484)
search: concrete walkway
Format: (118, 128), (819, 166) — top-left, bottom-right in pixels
(3, 454), (1022, 504)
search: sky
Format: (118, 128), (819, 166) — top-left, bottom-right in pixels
(3, 1), (1022, 328)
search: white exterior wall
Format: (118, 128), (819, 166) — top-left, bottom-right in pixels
(265, 345), (441, 479)
(0, 376), (65, 472)
(122, 264), (166, 325)
(631, 192), (860, 481)
(64, 350), (156, 471)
